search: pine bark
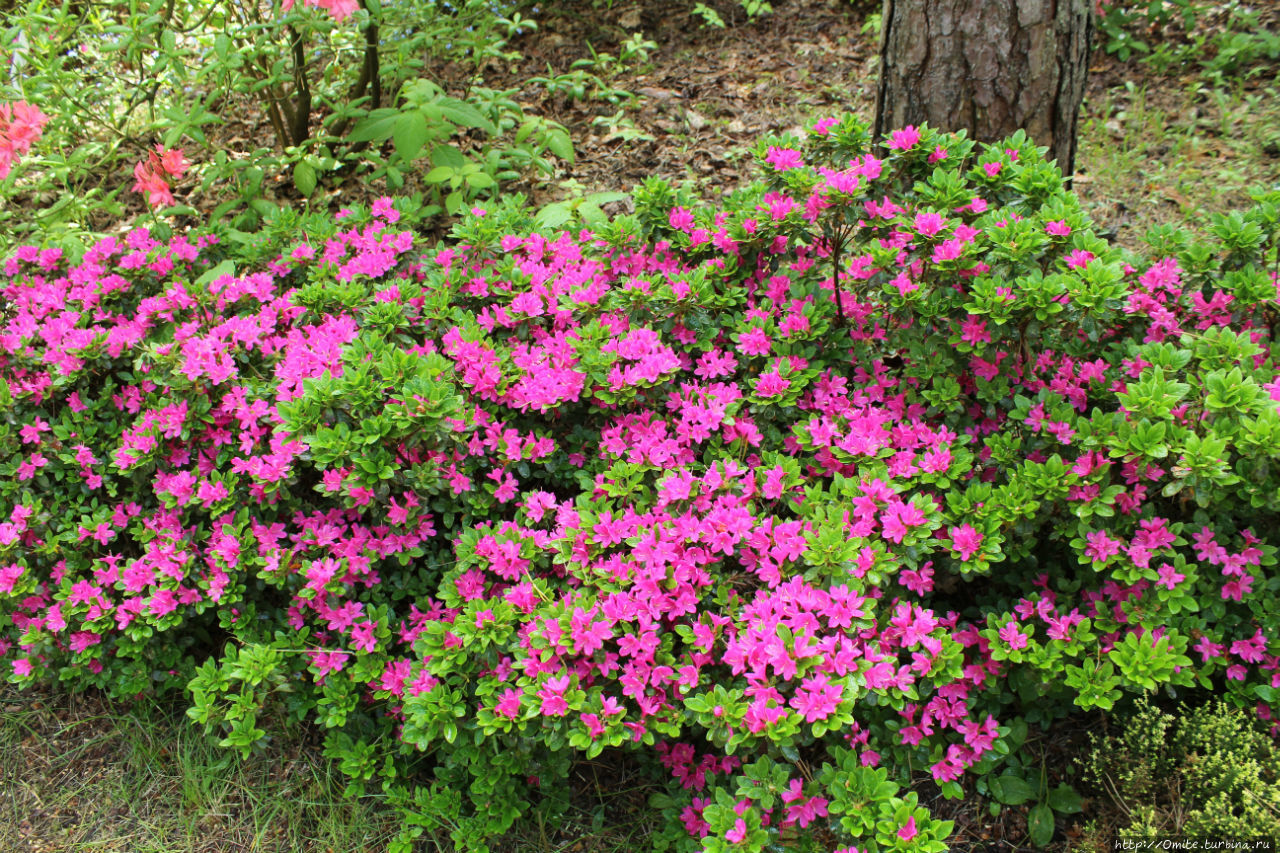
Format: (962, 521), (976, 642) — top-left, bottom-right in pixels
(873, 0), (1093, 177)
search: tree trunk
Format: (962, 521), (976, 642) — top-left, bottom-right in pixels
(873, 0), (1093, 177)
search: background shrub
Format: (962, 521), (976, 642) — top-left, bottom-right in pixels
(1083, 695), (1280, 839)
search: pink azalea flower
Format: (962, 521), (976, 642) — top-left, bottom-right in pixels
(669, 206), (695, 231)
(950, 525), (984, 560)
(156, 145), (189, 178)
(495, 687), (522, 718)
(914, 211), (947, 236)
(888, 126), (921, 150)
(0, 100), (48, 178)
(1156, 563), (1186, 590)
(736, 327), (772, 357)
(998, 620), (1028, 650)
(764, 146), (804, 170)
(539, 674), (571, 717)
(755, 371), (791, 397)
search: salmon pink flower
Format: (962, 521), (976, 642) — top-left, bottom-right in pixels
(0, 100), (48, 177)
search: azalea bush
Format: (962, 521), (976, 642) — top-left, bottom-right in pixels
(2, 115), (1279, 852)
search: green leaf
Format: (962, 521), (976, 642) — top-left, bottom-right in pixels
(1028, 803), (1055, 847)
(445, 191), (464, 216)
(989, 774), (1037, 806)
(536, 203), (572, 229)
(424, 166), (454, 184)
(515, 119), (538, 144)
(546, 129), (574, 163)
(648, 792), (677, 810)
(1047, 784), (1083, 815)
(393, 111), (430, 162)
(437, 97), (498, 135)
(465, 171), (495, 190)
(293, 160), (317, 197)
(195, 260), (236, 288)
(578, 202), (607, 227)
(587, 191), (629, 205)
(347, 109), (400, 143)
(430, 144), (468, 170)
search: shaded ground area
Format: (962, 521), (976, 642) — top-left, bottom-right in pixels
(496, 0), (879, 206)
(441, 0), (1278, 248)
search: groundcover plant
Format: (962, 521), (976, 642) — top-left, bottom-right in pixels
(2, 115), (1279, 852)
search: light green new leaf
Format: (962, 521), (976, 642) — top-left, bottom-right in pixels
(393, 111), (430, 162)
(438, 98), (498, 136)
(347, 108), (399, 143)
(293, 161), (317, 197)
(536, 203), (572, 229)
(546, 129), (574, 163)
(424, 166), (454, 184)
(195, 260), (236, 288)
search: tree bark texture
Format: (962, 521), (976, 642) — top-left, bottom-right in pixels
(874, 0), (1093, 176)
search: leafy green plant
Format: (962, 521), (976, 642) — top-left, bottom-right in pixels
(692, 3), (727, 28)
(965, 717), (1084, 848)
(340, 77), (571, 211)
(1095, 0), (1200, 61)
(1099, 0), (1280, 83)
(535, 181), (629, 229)
(690, 0), (771, 27)
(529, 67), (635, 107)
(592, 109), (655, 143)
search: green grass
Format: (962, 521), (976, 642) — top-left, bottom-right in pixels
(1076, 72), (1280, 249)
(0, 684), (399, 852)
(0, 683), (665, 853)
